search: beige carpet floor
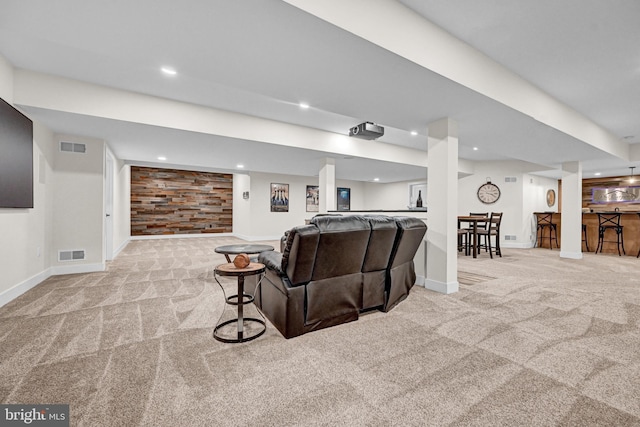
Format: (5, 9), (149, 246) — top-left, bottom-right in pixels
(2, 237), (640, 426)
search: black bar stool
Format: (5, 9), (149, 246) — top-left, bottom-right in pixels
(582, 224), (590, 252)
(535, 212), (558, 249)
(595, 212), (625, 256)
(457, 228), (469, 256)
(637, 213), (640, 258)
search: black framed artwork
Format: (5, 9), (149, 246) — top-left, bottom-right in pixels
(337, 187), (350, 211)
(270, 183), (289, 212)
(306, 185), (319, 212)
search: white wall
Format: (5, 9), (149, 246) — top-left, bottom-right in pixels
(112, 159), (130, 256)
(362, 179), (426, 210)
(458, 160), (559, 248)
(0, 55), (13, 103)
(236, 172), (365, 239)
(51, 134), (105, 272)
(232, 173), (252, 239)
(522, 173), (558, 245)
(0, 55), (58, 305)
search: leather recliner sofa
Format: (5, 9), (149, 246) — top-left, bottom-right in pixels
(255, 215), (426, 339)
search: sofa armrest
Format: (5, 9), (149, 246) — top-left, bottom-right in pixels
(258, 251), (285, 276)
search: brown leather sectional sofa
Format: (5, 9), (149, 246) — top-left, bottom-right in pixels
(254, 215), (427, 339)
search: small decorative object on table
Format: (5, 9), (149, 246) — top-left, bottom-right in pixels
(233, 253), (250, 268)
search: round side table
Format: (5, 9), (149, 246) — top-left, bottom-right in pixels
(214, 244), (274, 263)
(213, 262), (266, 343)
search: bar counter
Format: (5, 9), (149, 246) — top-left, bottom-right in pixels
(535, 212), (640, 256)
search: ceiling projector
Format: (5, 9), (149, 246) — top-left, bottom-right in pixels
(349, 122), (384, 140)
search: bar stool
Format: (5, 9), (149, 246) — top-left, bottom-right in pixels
(595, 212), (625, 256)
(457, 228), (469, 256)
(463, 212), (487, 254)
(582, 224), (590, 252)
(535, 212), (558, 249)
(637, 213), (640, 258)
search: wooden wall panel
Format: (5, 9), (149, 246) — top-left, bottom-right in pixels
(131, 166), (232, 235)
(558, 175), (640, 212)
(582, 176), (640, 211)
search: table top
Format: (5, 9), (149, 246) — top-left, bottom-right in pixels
(215, 262), (266, 277)
(214, 244), (275, 255)
(458, 215), (488, 221)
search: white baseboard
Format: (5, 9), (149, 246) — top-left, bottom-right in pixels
(501, 241), (535, 249)
(0, 268), (52, 308)
(233, 233), (283, 242)
(129, 233), (282, 242)
(560, 251), (583, 260)
(415, 275), (425, 287)
(113, 238), (130, 257)
(50, 262), (105, 276)
(424, 278), (459, 294)
(130, 233), (235, 240)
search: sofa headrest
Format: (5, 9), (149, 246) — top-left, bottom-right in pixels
(311, 214), (370, 231)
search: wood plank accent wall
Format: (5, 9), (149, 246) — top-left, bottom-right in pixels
(131, 166), (232, 235)
(582, 175), (640, 211)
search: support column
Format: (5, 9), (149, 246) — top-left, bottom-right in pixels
(319, 158), (335, 214)
(560, 161), (583, 259)
(425, 118), (459, 294)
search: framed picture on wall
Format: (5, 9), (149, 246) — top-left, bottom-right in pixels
(270, 183), (289, 212)
(306, 185), (319, 212)
(337, 187), (350, 211)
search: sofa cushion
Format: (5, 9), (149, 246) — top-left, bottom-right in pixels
(362, 215), (397, 272)
(258, 250), (284, 276)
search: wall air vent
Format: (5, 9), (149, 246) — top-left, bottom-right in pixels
(58, 250), (86, 262)
(504, 177), (517, 183)
(60, 142), (86, 153)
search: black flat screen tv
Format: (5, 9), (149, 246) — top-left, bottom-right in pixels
(0, 96), (33, 208)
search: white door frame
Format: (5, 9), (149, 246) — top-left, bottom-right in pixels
(104, 151), (114, 261)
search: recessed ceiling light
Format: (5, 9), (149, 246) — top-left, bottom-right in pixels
(373, 178), (380, 182)
(236, 164), (244, 169)
(473, 147), (478, 151)
(161, 67), (177, 75)
(594, 172), (601, 176)
(410, 131), (417, 136)
(299, 103), (309, 109)
(157, 156), (167, 161)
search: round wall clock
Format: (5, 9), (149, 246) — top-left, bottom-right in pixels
(546, 189), (556, 207)
(477, 181), (501, 204)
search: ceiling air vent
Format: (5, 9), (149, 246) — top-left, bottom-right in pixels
(60, 141), (86, 153)
(58, 249), (86, 262)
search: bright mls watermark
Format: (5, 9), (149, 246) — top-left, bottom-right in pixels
(1, 405), (69, 426)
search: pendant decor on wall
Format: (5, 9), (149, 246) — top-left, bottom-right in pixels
(546, 189), (556, 207)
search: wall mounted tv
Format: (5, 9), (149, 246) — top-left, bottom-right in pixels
(0, 96), (33, 208)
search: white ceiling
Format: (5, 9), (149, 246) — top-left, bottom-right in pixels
(1, 0), (639, 182)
